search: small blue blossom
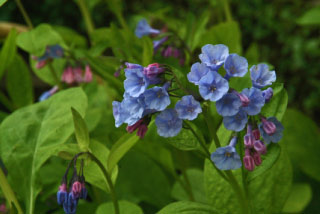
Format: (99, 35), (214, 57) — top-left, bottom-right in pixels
(216, 93), (242, 116)
(125, 62), (143, 69)
(199, 44), (229, 71)
(187, 62), (210, 85)
(38, 45), (64, 61)
(122, 94), (146, 119)
(250, 63), (276, 89)
(143, 86), (170, 111)
(155, 109), (182, 137)
(223, 109), (248, 132)
(175, 95), (202, 120)
(63, 192), (78, 214)
(124, 68), (149, 97)
(198, 71), (229, 101)
(112, 101), (126, 127)
(153, 36), (168, 51)
(224, 54), (248, 79)
(211, 137), (242, 170)
(259, 117), (284, 144)
(241, 87), (265, 115)
(135, 19), (160, 38)
(262, 87), (273, 102)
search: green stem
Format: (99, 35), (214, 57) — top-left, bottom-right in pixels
(177, 151), (195, 201)
(48, 62), (63, 89)
(181, 170), (195, 201)
(0, 168), (23, 214)
(14, 0), (33, 29)
(221, 0), (233, 22)
(87, 152), (119, 214)
(116, 13), (129, 31)
(76, 0), (95, 35)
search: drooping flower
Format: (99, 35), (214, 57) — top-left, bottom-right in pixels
(153, 36), (168, 51)
(250, 63), (276, 89)
(262, 87), (273, 103)
(253, 140), (267, 154)
(144, 86), (170, 111)
(243, 149), (255, 171)
(155, 109), (182, 137)
(175, 95), (202, 120)
(143, 63), (164, 84)
(63, 192), (78, 214)
(39, 86), (58, 101)
(216, 93), (242, 116)
(112, 101), (129, 127)
(259, 117), (284, 143)
(57, 183), (68, 205)
(198, 71), (229, 102)
(199, 44), (229, 71)
(243, 125), (254, 148)
(122, 94), (146, 120)
(240, 87), (265, 115)
(124, 67), (149, 97)
(135, 19), (160, 38)
(84, 65), (93, 82)
(126, 119), (149, 138)
(211, 136), (242, 170)
(223, 109), (248, 132)
(71, 181), (82, 199)
(61, 66), (75, 84)
(224, 54), (248, 79)
(187, 62), (210, 85)
(35, 45), (64, 69)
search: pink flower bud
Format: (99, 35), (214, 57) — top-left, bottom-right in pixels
(243, 149), (255, 171)
(244, 134), (254, 148)
(84, 65), (93, 82)
(126, 120), (143, 133)
(72, 181), (82, 198)
(254, 140), (267, 154)
(59, 183), (67, 192)
(238, 93), (250, 107)
(261, 117), (276, 135)
(252, 129), (260, 140)
(253, 151), (262, 166)
(36, 60), (47, 69)
(61, 67), (75, 84)
(73, 67), (84, 83)
(137, 124), (148, 138)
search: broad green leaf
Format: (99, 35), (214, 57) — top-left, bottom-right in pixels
(53, 25), (87, 48)
(0, 0), (7, 7)
(228, 72), (251, 91)
(115, 150), (171, 207)
(71, 107), (90, 151)
(164, 128), (201, 151)
(142, 36), (153, 66)
(157, 201), (223, 214)
(171, 169), (207, 203)
(247, 144), (281, 182)
(84, 140), (118, 193)
(282, 183), (312, 213)
(6, 54), (34, 109)
(16, 24), (65, 56)
(244, 43), (259, 65)
(30, 57), (66, 85)
(201, 21), (242, 54)
(0, 88), (87, 214)
(0, 28), (17, 79)
(0, 111), (9, 123)
(107, 133), (139, 172)
(282, 109), (320, 181)
(297, 6), (320, 26)
(96, 200), (143, 214)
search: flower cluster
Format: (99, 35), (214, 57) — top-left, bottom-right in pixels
(61, 65), (93, 85)
(33, 45), (64, 69)
(112, 62), (202, 138)
(57, 160), (87, 214)
(188, 44), (283, 171)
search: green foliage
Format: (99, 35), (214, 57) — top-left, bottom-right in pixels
(0, 28), (17, 79)
(297, 6), (320, 25)
(282, 183), (312, 213)
(0, 0), (7, 7)
(72, 107), (90, 151)
(157, 201), (223, 214)
(96, 200), (143, 214)
(0, 88), (87, 214)
(6, 54), (34, 109)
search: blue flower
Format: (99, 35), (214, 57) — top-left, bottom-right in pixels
(211, 137), (242, 170)
(63, 192), (78, 214)
(187, 62), (210, 85)
(250, 63), (276, 88)
(216, 93), (242, 116)
(153, 36), (168, 51)
(223, 109), (248, 132)
(155, 109), (182, 137)
(224, 54), (248, 79)
(199, 44), (229, 71)
(143, 86), (170, 111)
(122, 94), (146, 119)
(175, 95), (202, 120)
(38, 45), (64, 61)
(124, 68), (149, 97)
(125, 62), (143, 69)
(262, 87), (273, 102)
(112, 101), (127, 127)
(241, 87), (265, 115)
(57, 184), (68, 205)
(39, 86), (58, 102)
(259, 117), (284, 144)
(135, 19), (160, 38)
(198, 71), (229, 101)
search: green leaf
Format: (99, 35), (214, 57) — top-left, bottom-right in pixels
(164, 128), (201, 151)
(142, 36), (153, 66)
(282, 183), (312, 213)
(71, 107), (90, 151)
(0, 88), (88, 214)
(157, 201), (223, 214)
(6, 54), (34, 109)
(297, 6), (320, 26)
(0, 0), (7, 7)
(171, 168), (207, 203)
(84, 140), (118, 193)
(96, 200), (143, 214)
(53, 25), (87, 48)
(244, 43), (259, 65)
(107, 133), (139, 172)
(282, 108), (320, 181)
(247, 144), (281, 182)
(16, 24), (65, 56)
(201, 21), (242, 54)
(0, 28), (17, 79)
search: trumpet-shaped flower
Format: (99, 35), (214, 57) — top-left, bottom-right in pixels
(155, 109), (182, 137)
(175, 95), (202, 120)
(250, 63), (276, 88)
(199, 44), (229, 71)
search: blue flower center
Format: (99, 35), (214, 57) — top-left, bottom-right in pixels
(209, 86), (216, 92)
(225, 152), (231, 157)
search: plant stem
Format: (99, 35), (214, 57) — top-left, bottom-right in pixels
(0, 167), (23, 214)
(76, 0), (95, 35)
(221, 0), (233, 22)
(48, 62), (63, 89)
(87, 152), (119, 214)
(14, 0), (33, 29)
